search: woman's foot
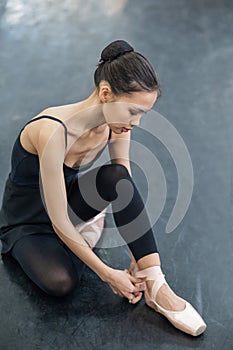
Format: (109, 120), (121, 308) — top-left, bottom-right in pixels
(134, 265), (207, 336)
(146, 280), (186, 312)
(129, 259), (185, 312)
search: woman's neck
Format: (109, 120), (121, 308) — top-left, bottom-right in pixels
(69, 89), (107, 133)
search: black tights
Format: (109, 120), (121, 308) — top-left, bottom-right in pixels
(11, 164), (158, 296)
(11, 233), (85, 297)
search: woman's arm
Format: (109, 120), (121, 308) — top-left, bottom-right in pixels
(37, 123), (112, 282)
(108, 129), (132, 176)
(36, 123), (145, 300)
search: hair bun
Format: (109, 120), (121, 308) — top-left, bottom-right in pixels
(100, 40), (134, 63)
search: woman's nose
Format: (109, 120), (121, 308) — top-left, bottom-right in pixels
(130, 119), (140, 127)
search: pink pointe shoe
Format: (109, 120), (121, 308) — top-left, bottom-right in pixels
(75, 209), (106, 248)
(134, 265), (207, 337)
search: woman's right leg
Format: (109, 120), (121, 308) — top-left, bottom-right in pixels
(68, 164), (186, 311)
(68, 164), (159, 261)
(10, 233), (86, 297)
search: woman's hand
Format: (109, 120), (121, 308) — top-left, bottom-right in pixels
(126, 254), (147, 303)
(107, 269), (147, 304)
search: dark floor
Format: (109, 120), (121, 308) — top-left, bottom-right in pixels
(0, 0), (233, 349)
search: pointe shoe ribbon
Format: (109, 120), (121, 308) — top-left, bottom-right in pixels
(134, 265), (168, 300)
(134, 265), (207, 337)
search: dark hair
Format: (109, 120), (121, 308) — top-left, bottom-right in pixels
(94, 40), (161, 96)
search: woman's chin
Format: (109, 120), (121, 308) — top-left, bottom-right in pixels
(112, 128), (123, 134)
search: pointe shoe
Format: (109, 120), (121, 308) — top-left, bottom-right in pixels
(134, 265), (207, 337)
(75, 209), (106, 248)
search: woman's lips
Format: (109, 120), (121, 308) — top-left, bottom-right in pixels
(122, 127), (132, 132)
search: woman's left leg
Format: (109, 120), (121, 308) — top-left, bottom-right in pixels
(68, 163), (159, 262)
(68, 164), (206, 335)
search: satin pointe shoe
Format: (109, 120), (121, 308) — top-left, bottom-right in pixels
(133, 265), (207, 337)
(75, 209), (106, 248)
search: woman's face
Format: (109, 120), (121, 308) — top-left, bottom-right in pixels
(103, 90), (158, 134)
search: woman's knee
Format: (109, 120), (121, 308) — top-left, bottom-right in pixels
(42, 269), (80, 297)
(10, 235), (82, 297)
(96, 164), (130, 197)
(100, 164), (130, 179)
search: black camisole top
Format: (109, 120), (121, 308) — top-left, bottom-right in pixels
(9, 115), (112, 186)
(0, 115), (112, 254)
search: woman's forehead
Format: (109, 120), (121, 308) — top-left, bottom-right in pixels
(117, 91), (158, 109)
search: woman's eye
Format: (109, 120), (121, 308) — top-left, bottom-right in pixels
(129, 110), (138, 116)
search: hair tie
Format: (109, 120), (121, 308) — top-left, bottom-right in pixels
(99, 47), (134, 64)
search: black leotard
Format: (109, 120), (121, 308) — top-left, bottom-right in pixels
(0, 115), (112, 254)
(10, 115), (112, 185)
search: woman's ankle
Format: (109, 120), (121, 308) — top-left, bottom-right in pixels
(137, 252), (161, 270)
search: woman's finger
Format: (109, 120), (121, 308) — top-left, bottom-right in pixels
(128, 274), (147, 285)
(134, 281), (146, 291)
(109, 284), (118, 295)
(129, 292), (143, 304)
(125, 291), (137, 301)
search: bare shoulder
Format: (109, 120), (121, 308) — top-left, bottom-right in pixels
(21, 107), (69, 155)
(36, 123), (66, 159)
(28, 103), (81, 135)
(32, 106), (68, 122)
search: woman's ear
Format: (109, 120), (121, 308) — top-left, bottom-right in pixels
(98, 81), (115, 103)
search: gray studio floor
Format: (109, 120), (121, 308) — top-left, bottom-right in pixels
(0, 0), (233, 349)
